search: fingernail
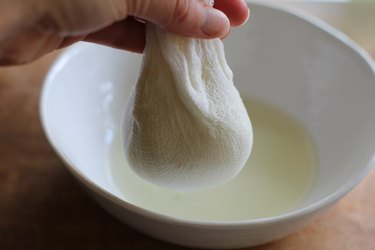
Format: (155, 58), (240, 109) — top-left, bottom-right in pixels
(201, 8), (230, 38)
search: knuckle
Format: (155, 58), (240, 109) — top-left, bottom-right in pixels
(37, 12), (61, 34)
(107, 0), (129, 20)
(36, 1), (76, 34)
(172, 0), (191, 24)
(127, 0), (148, 16)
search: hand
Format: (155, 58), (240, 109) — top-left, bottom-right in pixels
(0, 0), (249, 65)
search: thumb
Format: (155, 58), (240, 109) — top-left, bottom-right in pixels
(126, 0), (230, 38)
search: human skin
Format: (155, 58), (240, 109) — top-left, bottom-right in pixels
(0, 0), (249, 65)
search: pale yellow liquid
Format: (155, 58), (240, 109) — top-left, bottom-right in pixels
(109, 100), (316, 221)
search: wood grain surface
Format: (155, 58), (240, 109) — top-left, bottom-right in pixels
(0, 3), (374, 250)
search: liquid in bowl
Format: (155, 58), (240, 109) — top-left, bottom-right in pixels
(107, 99), (317, 221)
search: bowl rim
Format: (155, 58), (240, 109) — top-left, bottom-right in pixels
(40, 0), (375, 227)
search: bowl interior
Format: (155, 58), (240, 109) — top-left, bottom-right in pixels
(41, 3), (375, 220)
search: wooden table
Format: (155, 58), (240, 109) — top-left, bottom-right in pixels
(1, 2), (374, 250)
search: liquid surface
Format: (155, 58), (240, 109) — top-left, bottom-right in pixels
(108, 100), (316, 221)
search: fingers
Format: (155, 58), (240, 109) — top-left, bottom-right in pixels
(126, 0), (230, 39)
(214, 0), (250, 27)
(83, 18), (145, 53)
(82, 0), (249, 53)
(0, 0), (250, 65)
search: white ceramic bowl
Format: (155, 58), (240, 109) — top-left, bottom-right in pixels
(40, 1), (375, 248)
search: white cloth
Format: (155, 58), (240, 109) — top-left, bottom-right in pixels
(123, 2), (253, 191)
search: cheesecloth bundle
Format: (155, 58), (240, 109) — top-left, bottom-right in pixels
(123, 0), (253, 190)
